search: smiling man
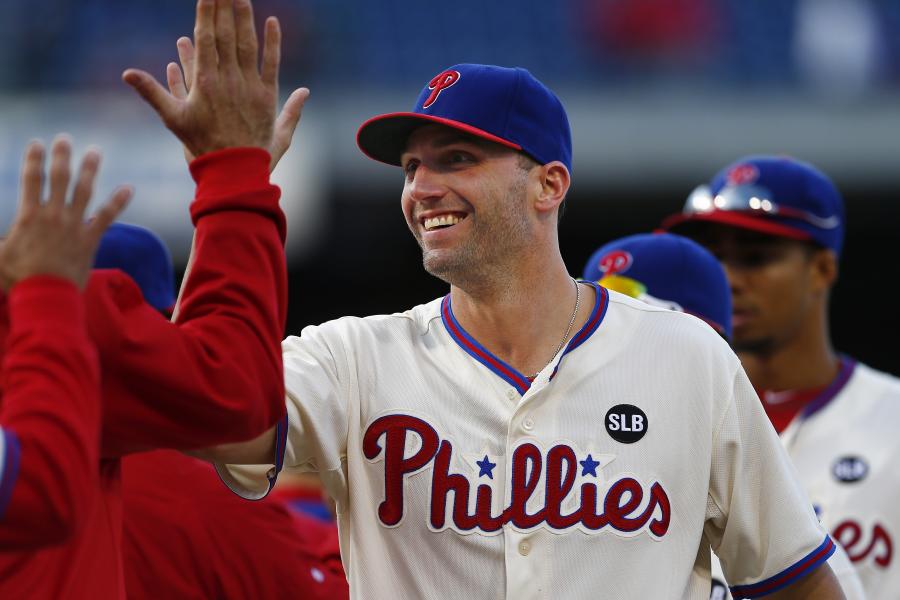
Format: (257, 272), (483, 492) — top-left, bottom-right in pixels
(213, 64), (843, 599)
(663, 156), (900, 599)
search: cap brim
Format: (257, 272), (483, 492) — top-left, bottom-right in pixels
(356, 112), (522, 166)
(660, 210), (813, 242)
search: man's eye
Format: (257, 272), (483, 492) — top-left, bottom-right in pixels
(404, 161), (419, 176)
(734, 251), (772, 267)
(449, 152), (472, 164)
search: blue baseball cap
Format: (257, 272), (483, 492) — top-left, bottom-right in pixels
(94, 223), (176, 312)
(661, 156), (845, 255)
(583, 232), (732, 339)
(357, 64), (572, 172)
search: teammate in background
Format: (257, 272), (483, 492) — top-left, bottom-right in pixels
(93, 222), (347, 599)
(94, 222), (177, 317)
(662, 155), (900, 599)
(582, 232), (733, 340)
(582, 232), (866, 600)
(0, 0), (307, 597)
(0, 138), (129, 548)
(208, 62), (843, 598)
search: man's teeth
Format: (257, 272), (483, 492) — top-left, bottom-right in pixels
(424, 215), (463, 231)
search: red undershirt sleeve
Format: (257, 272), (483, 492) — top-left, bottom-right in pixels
(0, 277), (101, 549)
(91, 147), (288, 456)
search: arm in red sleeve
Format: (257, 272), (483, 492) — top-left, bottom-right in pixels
(0, 277), (101, 549)
(92, 148), (287, 456)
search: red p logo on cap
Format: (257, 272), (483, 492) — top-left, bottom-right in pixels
(726, 164), (759, 186)
(598, 250), (633, 276)
(422, 70), (460, 109)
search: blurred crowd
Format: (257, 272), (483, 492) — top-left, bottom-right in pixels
(2, 0), (899, 94)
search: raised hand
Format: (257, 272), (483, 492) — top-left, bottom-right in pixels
(166, 34), (308, 171)
(0, 137), (132, 291)
(123, 0), (310, 162)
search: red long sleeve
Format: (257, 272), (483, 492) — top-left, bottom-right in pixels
(91, 147), (288, 456)
(0, 148), (288, 600)
(0, 277), (100, 549)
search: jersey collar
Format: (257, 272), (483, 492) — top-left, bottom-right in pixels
(798, 356), (857, 420)
(440, 282), (609, 396)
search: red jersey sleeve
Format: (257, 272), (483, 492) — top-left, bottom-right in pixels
(90, 147), (287, 456)
(0, 277), (101, 549)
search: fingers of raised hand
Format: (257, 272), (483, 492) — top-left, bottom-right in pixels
(167, 62), (189, 99)
(70, 148), (102, 217)
(123, 69), (180, 125)
(261, 16), (281, 88)
(19, 141), (46, 214)
(214, 0), (239, 69)
(270, 88), (310, 170)
(234, 0), (259, 76)
(176, 36), (196, 90)
(84, 186), (133, 247)
(47, 135), (73, 211)
(193, 0), (218, 77)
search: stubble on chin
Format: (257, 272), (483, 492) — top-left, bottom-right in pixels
(731, 335), (776, 355)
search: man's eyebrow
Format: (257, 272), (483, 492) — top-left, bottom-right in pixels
(401, 130), (500, 163)
(428, 132), (488, 148)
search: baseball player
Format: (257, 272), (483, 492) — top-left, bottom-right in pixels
(582, 232), (733, 340)
(0, 1), (305, 596)
(91, 221), (348, 599)
(0, 138), (129, 548)
(582, 232), (866, 599)
(208, 63), (844, 599)
(663, 155), (900, 599)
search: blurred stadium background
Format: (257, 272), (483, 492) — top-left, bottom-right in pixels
(1, 0), (898, 373)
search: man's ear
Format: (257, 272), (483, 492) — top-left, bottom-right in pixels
(533, 161), (570, 215)
(810, 248), (839, 293)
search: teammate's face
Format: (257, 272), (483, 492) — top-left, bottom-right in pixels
(399, 125), (533, 283)
(687, 224), (826, 353)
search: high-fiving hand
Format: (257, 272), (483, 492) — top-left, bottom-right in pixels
(0, 137), (132, 291)
(122, 0), (309, 166)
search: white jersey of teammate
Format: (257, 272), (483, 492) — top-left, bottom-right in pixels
(219, 286), (834, 600)
(710, 359), (900, 600)
(787, 360), (900, 598)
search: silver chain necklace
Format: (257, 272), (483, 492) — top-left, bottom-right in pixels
(529, 278), (581, 379)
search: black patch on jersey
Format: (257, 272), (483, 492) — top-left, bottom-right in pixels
(605, 404), (648, 443)
(833, 456), (868, 483)
(709, 578), (728, 600)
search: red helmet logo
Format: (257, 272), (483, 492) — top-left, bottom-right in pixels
(726, 164), (759, 186)
(422, 70), (460, 109)
(598, 250), (633, 276)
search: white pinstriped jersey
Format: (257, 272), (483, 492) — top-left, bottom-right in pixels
(219, 285), (833, 600)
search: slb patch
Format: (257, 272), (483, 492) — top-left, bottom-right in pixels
(832, 456), (868, 483)
(605, 404), (648, 444)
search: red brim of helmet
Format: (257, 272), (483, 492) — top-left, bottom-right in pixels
(659, 210), (813, 242)
(356, 112), (522, 166)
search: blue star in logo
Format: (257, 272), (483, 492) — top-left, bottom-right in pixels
(580, 454), (601, 477)
(476, 455), (496, 479)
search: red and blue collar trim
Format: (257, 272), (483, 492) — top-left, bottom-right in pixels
(800, 356), (856, 421)
(730, 535), (834, 598)
(440, 282), (609, 396)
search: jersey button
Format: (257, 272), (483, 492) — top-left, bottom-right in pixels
(522, 418), (535, 431)
(518, 540), (531, 556)
(506, 389), (518, 401)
